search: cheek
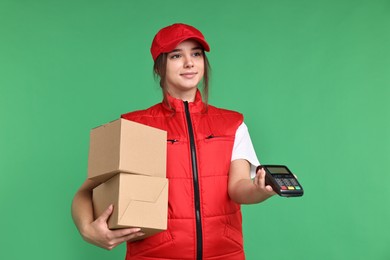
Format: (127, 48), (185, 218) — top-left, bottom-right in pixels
(166, 60), (179, 73)
(198, 65), (205, 78)
(165, 65), (178, 82)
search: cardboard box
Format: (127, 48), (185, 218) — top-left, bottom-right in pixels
(87, 118), (167, 182)
(93, 173), (169, 241)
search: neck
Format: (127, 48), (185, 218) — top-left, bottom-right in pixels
(166, 88), (197, 102)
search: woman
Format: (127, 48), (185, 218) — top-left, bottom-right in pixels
(72, 23), (275, 260)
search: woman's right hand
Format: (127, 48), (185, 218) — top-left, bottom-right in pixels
(81, 204), (145, 250)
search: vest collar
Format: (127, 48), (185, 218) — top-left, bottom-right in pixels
(163, 89), (205, 113)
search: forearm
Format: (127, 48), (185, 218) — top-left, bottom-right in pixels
(71, 190), (94, 235)
(71, 179), (100, 237)
(228, 159), (275, 204)
(71, 179), (144, 249)
(229, 178), (273, 204)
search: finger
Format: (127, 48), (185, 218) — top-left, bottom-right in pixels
(265, 185), (277, 195)
(253, 169), (264, 188)
(111, 231), (145, 245)
(97, 204), (114, 222)
(257, 168), (265, 176)
(111, 227), (141, 238)
(123, 231), (145, 241)
(101, 228), (142, 250)
(257, 170), (266, 187)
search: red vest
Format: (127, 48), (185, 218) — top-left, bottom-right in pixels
(121, 91), (245, 260)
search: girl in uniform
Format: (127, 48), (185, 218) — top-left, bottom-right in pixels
(72, 23), (275, 260)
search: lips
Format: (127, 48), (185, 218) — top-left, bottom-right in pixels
(180, 72), (198, 79)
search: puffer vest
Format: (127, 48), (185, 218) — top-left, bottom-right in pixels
(121, 91), (244, 260)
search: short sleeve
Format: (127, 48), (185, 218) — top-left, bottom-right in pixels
(231, 122), (260, 179)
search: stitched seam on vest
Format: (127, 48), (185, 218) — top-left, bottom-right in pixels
(168, 209), (240, 220)
(206, 249), (245, 260)
(197, 210), (241, 219)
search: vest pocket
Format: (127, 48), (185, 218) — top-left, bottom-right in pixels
(127, 230), (174, 256)
(167, 139), (179, 144)
(223, 224), (244, 248)
(204, 135), (234, 143)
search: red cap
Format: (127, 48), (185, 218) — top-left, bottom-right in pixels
(150, 23), (210, 61)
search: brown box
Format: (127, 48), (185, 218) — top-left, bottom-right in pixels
(87, 119), (167, 182)
(93, 173), (169, 241)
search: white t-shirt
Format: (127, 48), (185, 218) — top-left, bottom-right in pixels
(231, 122), (260, 179)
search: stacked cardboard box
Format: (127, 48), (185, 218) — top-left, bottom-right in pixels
(87, 119), (168, 241)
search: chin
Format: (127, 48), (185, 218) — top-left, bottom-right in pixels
(182, 80), (201, 89)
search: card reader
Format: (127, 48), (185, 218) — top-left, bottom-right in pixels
(257, 165), (304, 197)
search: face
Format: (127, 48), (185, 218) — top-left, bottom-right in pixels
(164, 40), (205, 101)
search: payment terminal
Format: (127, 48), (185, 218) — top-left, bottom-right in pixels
(257, 165), (304, 197)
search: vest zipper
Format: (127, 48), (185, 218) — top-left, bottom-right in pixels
(183, 101), (203, 260)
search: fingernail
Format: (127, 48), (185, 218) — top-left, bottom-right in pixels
(138, 232), (145, 236)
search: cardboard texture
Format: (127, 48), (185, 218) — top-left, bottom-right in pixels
(87, 118), (167, 182)
(93, 173), (169, 241)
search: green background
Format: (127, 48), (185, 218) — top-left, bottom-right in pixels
(1, 0), (389, 259)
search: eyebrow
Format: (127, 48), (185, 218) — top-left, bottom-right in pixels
(169, 46), (203, 53)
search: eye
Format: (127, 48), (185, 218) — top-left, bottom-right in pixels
(192, 51), (203, 57)
(169, 53), (181, 59)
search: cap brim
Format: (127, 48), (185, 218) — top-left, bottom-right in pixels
(161, 36), (210, 54)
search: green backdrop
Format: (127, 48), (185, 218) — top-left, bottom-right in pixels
(1, 0), (389, 259)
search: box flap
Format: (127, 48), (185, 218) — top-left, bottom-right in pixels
(88, 118), (167, 182)
(118, 175), (168, 229)
(119, 119), (167, 178)
(119, 198), (167, 229)
(128, 178), (167, 203)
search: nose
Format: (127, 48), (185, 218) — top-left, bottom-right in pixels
(184, 54), (194, 68)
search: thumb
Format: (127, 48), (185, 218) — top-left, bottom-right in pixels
(98, 204), (114, 222)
